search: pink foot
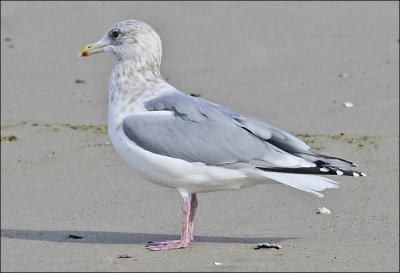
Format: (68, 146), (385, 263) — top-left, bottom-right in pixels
(146, 240), (190, 251)
(146, 194), (198, 251)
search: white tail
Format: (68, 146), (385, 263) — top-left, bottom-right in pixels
(263, 172), (339, 198)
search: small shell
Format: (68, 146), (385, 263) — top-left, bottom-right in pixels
(343, 102), (354, 108)
(317, 207), (331, 214)
(255, 243), (282, 249)
(214, 262), (222, 266)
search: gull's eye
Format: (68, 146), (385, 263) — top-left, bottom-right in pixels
(110, 29), (120, 39)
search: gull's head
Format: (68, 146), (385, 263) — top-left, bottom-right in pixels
(80, 19), (162, 67)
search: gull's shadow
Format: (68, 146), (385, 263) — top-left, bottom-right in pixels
(1, 229), (295, 245)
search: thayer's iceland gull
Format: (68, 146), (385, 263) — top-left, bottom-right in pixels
(79, 19), (366, 250)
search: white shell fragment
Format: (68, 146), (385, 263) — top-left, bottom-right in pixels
(214, 262), (222, 266)
(343, 102), (354, 108)
(317, 207), (331, 214)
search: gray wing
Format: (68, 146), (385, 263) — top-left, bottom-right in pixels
(144, 92), (310, 151)
(122, 91), (356, 171)
(123, 110), (275, 166)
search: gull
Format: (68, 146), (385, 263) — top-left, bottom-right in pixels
(79, 19), (366, 250)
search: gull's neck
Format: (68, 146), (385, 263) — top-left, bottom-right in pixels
(108, 59), (174, 128)
(109, 59), (169, 105)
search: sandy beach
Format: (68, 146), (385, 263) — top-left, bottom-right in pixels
(1, 1), (399, 271)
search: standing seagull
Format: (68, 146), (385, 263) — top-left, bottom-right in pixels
(80, 19), (365, 250)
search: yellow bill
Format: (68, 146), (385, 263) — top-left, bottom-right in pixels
(79, 43), (106, 57)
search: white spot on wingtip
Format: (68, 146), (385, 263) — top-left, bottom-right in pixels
(361, 172), (367, 177)
(320, 167), (329, 172)
(336, 170), (343, 175)
(353, 172), (360, 177)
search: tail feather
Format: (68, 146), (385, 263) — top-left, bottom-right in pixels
(255, 152), (366, 197)
(261, 172), (339, 198)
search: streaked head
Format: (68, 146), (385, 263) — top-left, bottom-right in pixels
(80, 20), (162, 68)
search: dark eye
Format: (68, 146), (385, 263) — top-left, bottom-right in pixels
(110, 29), (120, 39)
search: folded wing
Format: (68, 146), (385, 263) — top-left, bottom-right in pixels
(123, 91), (363, 176)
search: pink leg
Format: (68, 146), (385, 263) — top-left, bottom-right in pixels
(188, 193), (198, 242)
(146, 196), (192, 250)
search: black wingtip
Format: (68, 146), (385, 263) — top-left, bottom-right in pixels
(257, 166), (367, 177)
